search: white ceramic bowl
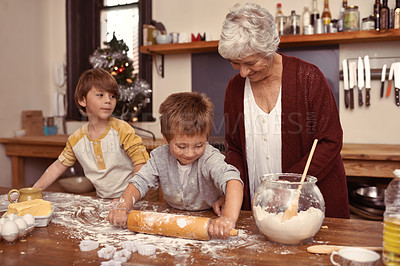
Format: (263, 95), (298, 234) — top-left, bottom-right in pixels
(58, 176), (95, 194)
(156, 34), (172, 44)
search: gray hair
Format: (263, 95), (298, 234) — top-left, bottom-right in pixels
(218, 2), (280, 60)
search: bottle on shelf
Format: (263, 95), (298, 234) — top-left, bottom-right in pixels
(302, 6), (312, 34)
(337, 7), (345, 32)
(374, 0), (381, 30)
(321, 0), (332, 25)
(275, 3), (286, 36)
(275, 3), (283, 18)
(380, 0), (390, 30)
(342, 0), (348, 8)
(395, 0), (400, 29)
(382, 169), (400, 265)
(310, 0), (320, 27)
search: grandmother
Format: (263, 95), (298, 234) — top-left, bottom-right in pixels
(217, 3), (349, 218)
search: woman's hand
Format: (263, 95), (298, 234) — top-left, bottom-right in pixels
(106, 198), (130, 228)
(213, 195), (225, 216)
(208, 216), (236, 239)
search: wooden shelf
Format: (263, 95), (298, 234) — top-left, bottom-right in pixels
(140, 29), (400, 55)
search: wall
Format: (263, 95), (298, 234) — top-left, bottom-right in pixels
(0, 0), (398, 187)
(137, 0), (400, 144)
(0, 0), (66, 187)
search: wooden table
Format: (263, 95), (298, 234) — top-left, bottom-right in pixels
(0, 187), (384, 265)
(0, 135), (165, 188)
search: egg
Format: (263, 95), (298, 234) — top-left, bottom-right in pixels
(1, 220), (19, 243)
(7, 213), (18, 222)
(14, 217), (28, 238)
(22, 214), (36, 233)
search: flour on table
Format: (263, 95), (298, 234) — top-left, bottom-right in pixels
(0, 192), (309, 262)
(0, 193), (270, 260)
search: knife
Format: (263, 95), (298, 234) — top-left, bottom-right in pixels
(357, 57), (364, 106)
(342, 59), (350, 108)
(364, 56), (371, 106)
(349, 61), (356, 109)
(394, 63), (400, 107)
(380, 64), (387, 98)
(387, 63), (394, 97)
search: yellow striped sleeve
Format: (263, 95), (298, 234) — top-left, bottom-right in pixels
(111, 118), (149, 165)
(58, 126), (86, 167)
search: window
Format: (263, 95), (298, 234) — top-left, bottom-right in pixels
(101, 1), (139, 76)
(66, 0), (153, 121)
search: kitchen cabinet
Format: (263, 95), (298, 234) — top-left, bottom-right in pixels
(140, 29), (400, 55)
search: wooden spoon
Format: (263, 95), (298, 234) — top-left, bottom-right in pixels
(281, 139), (318, 222)
(307, 244), (382, 254)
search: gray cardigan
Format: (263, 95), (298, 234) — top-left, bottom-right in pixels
(130, 143), (242, 211)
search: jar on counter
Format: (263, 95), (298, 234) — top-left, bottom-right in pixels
(343, 5), (360, 31)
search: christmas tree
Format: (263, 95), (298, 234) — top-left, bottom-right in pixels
(89, 34), (151, 122)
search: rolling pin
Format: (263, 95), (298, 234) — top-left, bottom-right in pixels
(127, 210), (238, 240)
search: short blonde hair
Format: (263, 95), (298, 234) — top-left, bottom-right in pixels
(218, 2), (280, 60)
(74, 68), (119, 112)
(159, 92), (214, 142)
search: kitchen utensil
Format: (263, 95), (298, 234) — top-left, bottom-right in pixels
(394, 63), (400, 106)
(127, 210), (238, 240)
(307, 245), (382, 254)
(387, 63), (394, 97)
(330, 247), (380, 266)
(364, 55), (371, 106)
(381, 64), (387, 98)
(353, 186), (385, 209)
(349, 61), (357, 109)
(350, 201), (384, 218)
(252, 173), (325, 245)
(357, 57), (364, 106)
(282, 139), (318, 222)
(58, 176), (95, 194)
(342, 59), (350, 108)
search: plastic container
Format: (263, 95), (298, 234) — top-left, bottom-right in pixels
(35, 207), (54, 227)
(301, 6), (311, 35)
(382, 169), (400, 265)
(252, 173), (325, 245)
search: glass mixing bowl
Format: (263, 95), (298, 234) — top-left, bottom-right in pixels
(252, 173), (325, 245)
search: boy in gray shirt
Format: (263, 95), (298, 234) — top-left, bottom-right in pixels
(107, 92), (243, 238)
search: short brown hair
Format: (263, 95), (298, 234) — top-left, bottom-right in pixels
(159, 92), (214, 142)
(74, 68), (119, 111)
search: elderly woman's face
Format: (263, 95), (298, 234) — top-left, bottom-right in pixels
(230, 54), (273, 82)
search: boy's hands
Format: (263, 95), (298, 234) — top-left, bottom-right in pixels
(107, 207), (129, 228)
(107, 197), (132, 228)
(107, 183), (140, 228)
(208, 216), (236, 239)
(213, 195), (225, 216)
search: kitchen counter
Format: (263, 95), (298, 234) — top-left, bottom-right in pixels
(0, 135), (165, 188)
(0, 187), (384, 265)
(1, 135), (399, 188)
